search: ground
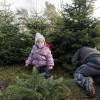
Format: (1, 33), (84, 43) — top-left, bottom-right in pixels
(0, 65), (100, 100)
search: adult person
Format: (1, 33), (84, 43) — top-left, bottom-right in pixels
(72, 47), (100, 97)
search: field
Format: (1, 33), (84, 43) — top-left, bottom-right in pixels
(0, 65), (100, 100)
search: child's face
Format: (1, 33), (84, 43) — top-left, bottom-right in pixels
(36, 38), (45, 48)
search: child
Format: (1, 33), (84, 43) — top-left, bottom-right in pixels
(25, 32), (54, 78)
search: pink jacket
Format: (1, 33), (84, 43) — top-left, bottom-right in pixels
(25, 45), (54, 68)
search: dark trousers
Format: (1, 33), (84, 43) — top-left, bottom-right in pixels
(38, 66), (49, 79)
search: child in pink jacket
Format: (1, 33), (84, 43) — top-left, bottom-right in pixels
(25, 32), (54, 78)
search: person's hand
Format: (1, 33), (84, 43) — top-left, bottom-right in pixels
(48, 66), (53, 70)
(25, 63), (28, 67)
(35, 65), (39, 68)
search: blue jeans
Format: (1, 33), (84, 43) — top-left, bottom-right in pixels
(74, 64), (100, 89)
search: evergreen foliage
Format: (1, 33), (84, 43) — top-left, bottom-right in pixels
(3, 68), (70, 100)
(46, 0), (98, 72)
(0, 10), (32, 65)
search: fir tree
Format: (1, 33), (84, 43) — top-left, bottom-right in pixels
(3, 67), (71, 100)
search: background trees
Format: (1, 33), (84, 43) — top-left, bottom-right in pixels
(46, 0), (100, 71)
(0, 10), (32, 65)
(0, 0), (100, 71)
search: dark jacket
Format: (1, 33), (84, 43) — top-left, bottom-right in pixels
(72, 47), (100, 64)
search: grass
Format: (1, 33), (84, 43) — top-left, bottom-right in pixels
(0, 65), (100, 100)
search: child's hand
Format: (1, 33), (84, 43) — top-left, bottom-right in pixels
(35, 65), (39, 67)
(25, 63), (28, 67)
(48, 66), (53, 70)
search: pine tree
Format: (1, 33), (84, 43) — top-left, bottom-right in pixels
(46, 0), (97, 71)
(3, 67), (71, 100)
(63, 0), (96, 31)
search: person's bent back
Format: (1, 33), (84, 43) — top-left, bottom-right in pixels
(72, 46), (100, 97)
